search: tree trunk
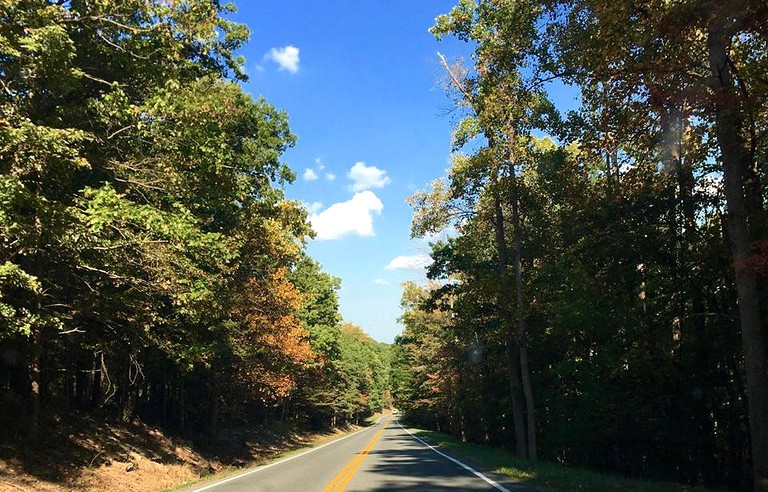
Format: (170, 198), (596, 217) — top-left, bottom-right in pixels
(91, 353), (102, 408)
(510, 165), (537, 461)
(63, 339), (72, 410)
(677, 114), (719, 482)
(492, 183), (528, 458)
(179, 376), (186, 435)
(207, 378), (219, 448)
(480, 343), (493, 443)
(75, 359), (85, 408)
(519, 345), (536, 460)
(28, 326), (43, 447)
(708, 23), (768, 492)
(120, 362), (137, 423)
(162, 371), (168, 428)
(504, 339), (526, 457)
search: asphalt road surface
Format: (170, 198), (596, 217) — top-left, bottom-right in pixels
(188, 416), (529, 492)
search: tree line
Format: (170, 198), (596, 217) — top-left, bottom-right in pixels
(0, 0), (389, 448)
(392, 1), (767, 491)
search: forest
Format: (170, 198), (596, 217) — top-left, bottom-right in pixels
(0, 0), (390, 454)
(2, 0), (768, 492)
(391, 1), (768, 491)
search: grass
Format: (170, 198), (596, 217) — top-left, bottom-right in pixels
(407, 428), (726, 492)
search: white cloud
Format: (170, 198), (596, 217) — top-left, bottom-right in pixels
(309, 191), (384, 240)
(303, 201), (323, 214)
(385, 255), (433, 271)
(266, 45), (300, 73)
(315, 157), (325, 170)
(303, 168), (318, 181)
(325, 172), (336, 181)
(374, 278), (389, 286)
(348, 161), (391, 192)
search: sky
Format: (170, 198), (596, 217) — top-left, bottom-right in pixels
(226, 1), (477, 344)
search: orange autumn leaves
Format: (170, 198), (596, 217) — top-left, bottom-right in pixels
(232, 268), (315, 403)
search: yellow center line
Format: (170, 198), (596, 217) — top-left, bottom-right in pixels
(322, 428), (384, 492)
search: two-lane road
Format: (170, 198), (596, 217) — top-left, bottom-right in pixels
(189, 417), (527, 491)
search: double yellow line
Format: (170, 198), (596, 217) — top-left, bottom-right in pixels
(322, 428), (384, 492)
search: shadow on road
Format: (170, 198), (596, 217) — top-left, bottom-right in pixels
(349, 425), (535, 491)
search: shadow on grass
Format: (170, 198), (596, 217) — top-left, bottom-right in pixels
(407, 428), (727, 492)
(0, 395), (204, 487)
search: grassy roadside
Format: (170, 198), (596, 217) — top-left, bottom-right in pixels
(162, 413), (386, 492)
(407, 428), (725, 492)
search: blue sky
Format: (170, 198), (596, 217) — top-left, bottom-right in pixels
(229, 1), (475, 343)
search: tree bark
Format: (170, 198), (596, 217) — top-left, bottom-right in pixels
(492, 182), (528, 458)
(75, 359), (85, 408)
(91, 352), (102, 408)
(179, 376), (186, 435)
(207, 377), (219, 448)
(519, 345), (536, 460)
(161, 371), (168, 428)
(63, 339), (72, 410)
(28, 325), (43, 447)
(120, 361), (137, 423)
(504, 338), (527, 457)
(708, 22), (768, 492)
(510, 162), (537, 461)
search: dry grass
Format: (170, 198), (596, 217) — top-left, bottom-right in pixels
(0, 406), (371, 492)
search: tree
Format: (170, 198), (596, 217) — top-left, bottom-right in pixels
(411, 0), (765, 487)
(541, 2), (768, 487)
(0, 0), (361, 449)
(414, 0), (562, 459)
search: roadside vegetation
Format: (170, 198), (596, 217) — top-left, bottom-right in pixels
(408, 428), (723, 492)
(0, 1), (389, 489)
(2, 0), (767, 492)
(392, 1), (768, 491)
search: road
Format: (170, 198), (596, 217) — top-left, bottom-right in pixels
(188, 416), (528, 491)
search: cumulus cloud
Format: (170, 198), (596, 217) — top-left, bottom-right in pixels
(303, 168), (318, 181)
(385, 255), (433, 271)
(348, 162), (391, 192)
(305, 157), (335, 183)
(309, 191), (384, 240)
(303, 201), (323, 215)
(266, 45), (300, 73)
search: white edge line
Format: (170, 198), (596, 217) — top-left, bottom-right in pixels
(399, 424), (512, 492)
(190, 418), (386, 492)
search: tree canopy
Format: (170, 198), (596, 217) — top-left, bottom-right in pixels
(395, 1), (767, 490)
(0, 0), (388, 450)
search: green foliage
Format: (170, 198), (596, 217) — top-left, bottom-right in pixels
(0, 0), (381, 448)
(0, 261), (42, 336)
(289, 256), (342, 356)
(335, 323), (390, 417)
(398, 0), (764, 488)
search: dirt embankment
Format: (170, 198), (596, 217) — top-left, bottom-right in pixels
(0, 411), (355, 492)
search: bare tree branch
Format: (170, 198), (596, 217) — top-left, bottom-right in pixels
(437, 52), (474, 102)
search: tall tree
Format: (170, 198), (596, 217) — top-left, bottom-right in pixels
(0, 0), (354, 449)
(420, 0), (561, 459)
(542, 2), (768, 487)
